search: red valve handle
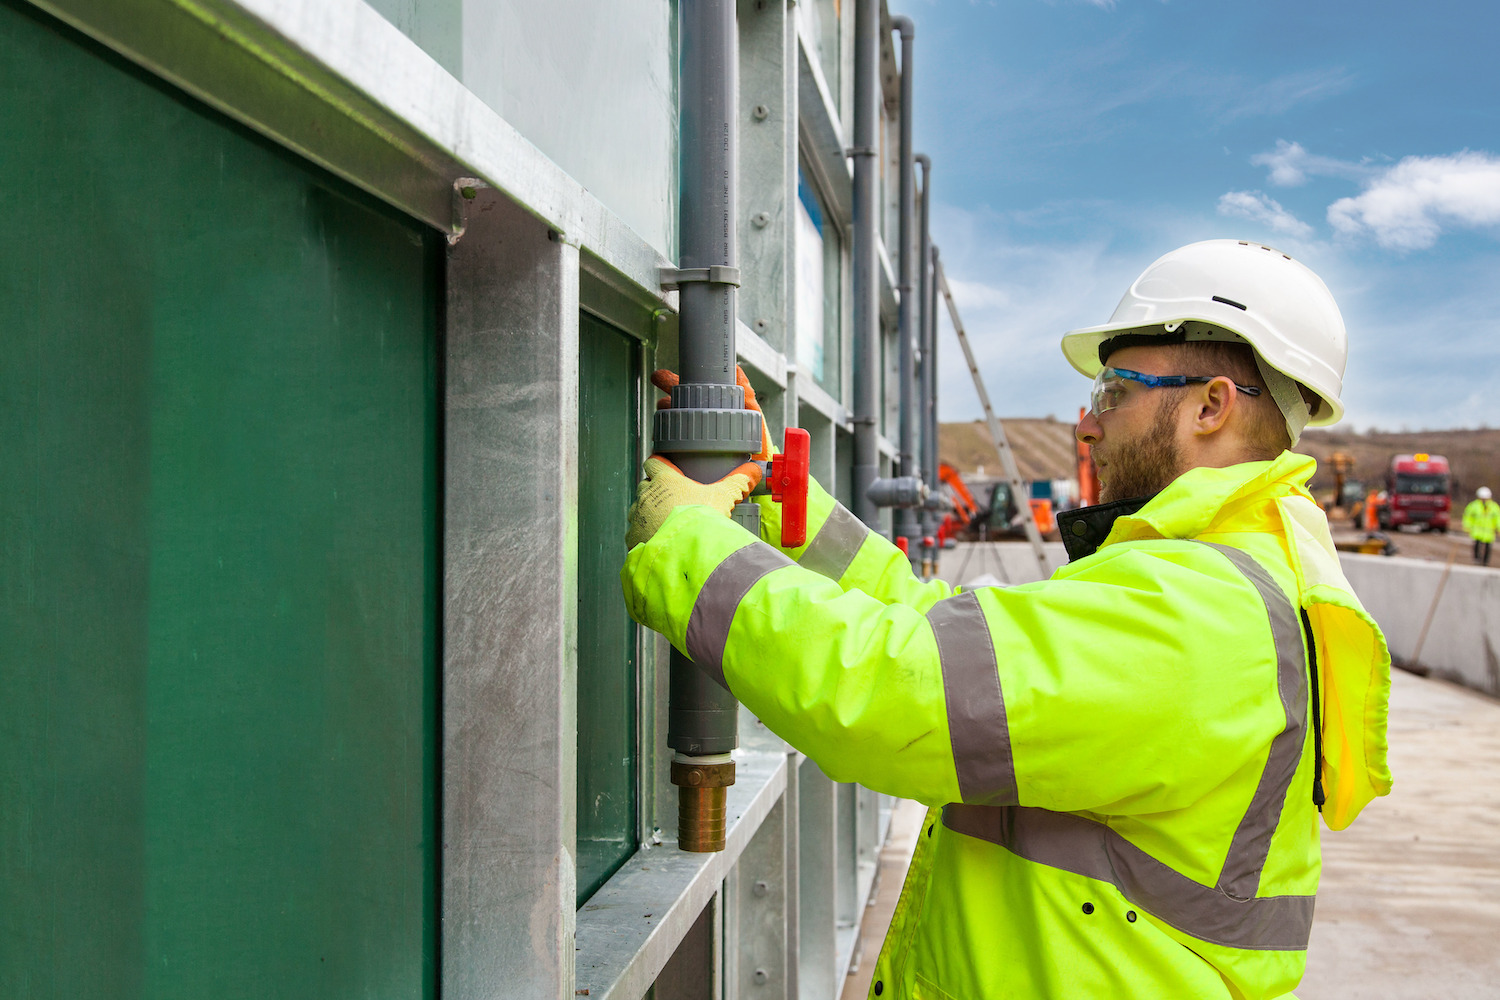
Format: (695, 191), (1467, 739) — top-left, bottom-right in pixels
(769, 427), (811, 547)
(895, 536), (909, 555)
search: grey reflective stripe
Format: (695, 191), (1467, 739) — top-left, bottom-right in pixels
(685, 542), (796, 684)
(942, 805), (1315, 951)
(797, 502), (870, 581)
(929, 592), (1017, 806)
(1199, 542), (1307, 901)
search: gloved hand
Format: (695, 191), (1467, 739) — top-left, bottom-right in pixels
(626, 454), (764, 548)
(651, 365), (774, 461)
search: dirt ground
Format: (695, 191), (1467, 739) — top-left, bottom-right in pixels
(1331, 523), (1489, 565)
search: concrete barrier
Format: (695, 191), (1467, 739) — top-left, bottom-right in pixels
(937, 541), (1068, 587)
(1339, 553), (1500, 697)
(939, 543), (1500, 697)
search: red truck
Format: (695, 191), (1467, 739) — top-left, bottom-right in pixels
(1379, 453), (1452, 532)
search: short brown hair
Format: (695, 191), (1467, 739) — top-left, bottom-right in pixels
(1157, 341), (1291, 460)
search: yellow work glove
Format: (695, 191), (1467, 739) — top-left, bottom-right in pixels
(626, 454), (764, 549)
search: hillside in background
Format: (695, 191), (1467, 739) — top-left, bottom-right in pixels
(941, 419), (1500, 497)
(1297, 427), (1500, 496)
(939, 419), (1078, 481)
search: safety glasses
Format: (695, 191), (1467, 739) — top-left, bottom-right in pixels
(1089, 366), (1262, 417)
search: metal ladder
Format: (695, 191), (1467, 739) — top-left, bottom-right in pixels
(934, 256), (1050, 576)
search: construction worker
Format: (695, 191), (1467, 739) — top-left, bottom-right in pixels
(623, 240), (1392, 999)
(1364, 486), (1382, 533)
(1462, 486), (1500, 565)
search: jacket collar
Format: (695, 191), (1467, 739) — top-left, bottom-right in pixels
(1057, 495), (1153, 561)
(1063, 451), (1317, 560)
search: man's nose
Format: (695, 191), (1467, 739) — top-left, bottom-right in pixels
(1076, 408), (1102, 445)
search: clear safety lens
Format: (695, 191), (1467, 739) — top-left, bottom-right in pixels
(1089, 367), (1131, 416)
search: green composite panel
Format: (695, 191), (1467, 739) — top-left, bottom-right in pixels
(575, 312), (642, 906)
(0, 4), (440, 997)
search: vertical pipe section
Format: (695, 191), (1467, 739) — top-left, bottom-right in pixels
(661, 0), (759, 853)
(850, 0), (881, 528)
(678, 0), (738, 395)
(927, 246), (942, 570)
(891, 16), (921, 566)
(916, 154), (936, 575)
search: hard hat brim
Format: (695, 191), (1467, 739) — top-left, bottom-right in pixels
(1060, 319), (1344, 427)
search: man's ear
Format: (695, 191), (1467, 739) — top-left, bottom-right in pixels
(1189, 377), (1236, 437)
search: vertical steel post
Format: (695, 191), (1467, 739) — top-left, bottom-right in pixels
(850, 0), (881, 528)
(890, 16), (920, 568)
(660, 0), (759, 853)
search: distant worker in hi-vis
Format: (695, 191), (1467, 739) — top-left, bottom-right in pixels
(623, 240), (1392, 999)
(1462, 486), (1500, 566)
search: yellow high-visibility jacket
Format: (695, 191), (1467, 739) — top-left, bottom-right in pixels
(622, 452), (1392, 999)
(1462, 498), (1500, 543)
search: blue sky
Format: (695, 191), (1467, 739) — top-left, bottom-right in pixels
(910, 0), (1500, 430)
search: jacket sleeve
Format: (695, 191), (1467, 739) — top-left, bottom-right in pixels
(754, 474), (954, 612)
(623, 506), (1291, 813)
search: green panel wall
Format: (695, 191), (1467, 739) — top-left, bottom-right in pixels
(0, 4), (439, 996)
(575, 312), (642, 905)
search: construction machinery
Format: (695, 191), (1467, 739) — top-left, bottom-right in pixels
(1380, 453), (1452, 532)
(935, 256), (1049, 574)
(932, 461), (981, 546)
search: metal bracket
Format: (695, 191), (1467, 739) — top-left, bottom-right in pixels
(659, 265), (742, 290)
(846, 146), (878, 158)
(447, 177), (489, 245)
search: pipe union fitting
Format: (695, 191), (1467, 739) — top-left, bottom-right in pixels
(865, 476), (929, 509)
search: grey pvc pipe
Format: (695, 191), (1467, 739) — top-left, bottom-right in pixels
(917, 154), (936, 545)
(851, 0), (881, 528)
(893, 17), (916, 482)
(668, 0), (742, 756)
(927, 244), (941, 500)
(891, 16), (921, 562)
(678, 0), (738, 394)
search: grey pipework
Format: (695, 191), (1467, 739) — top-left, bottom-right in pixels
(917, 155), (937, 556)
(866, 475), (929, 510)
(851, 0), (881, 528)
(661, 0), (754, 764)
(891, 16), (922, 563)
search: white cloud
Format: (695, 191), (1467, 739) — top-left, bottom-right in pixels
(927, 203), (1153, 422)
(1328, 151), (1500, 250)
(944, 277), (1013, 311)
(1216, 190), (1314, 238)
(922, 199), (1500, 431)
(1251, 139), (1374, 187)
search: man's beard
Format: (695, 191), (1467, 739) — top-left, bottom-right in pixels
(1096, 395), (1184, 503)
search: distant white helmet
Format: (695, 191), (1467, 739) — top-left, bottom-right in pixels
(1481, 487), (1494, 500)
(1061, 240), (1348, 438)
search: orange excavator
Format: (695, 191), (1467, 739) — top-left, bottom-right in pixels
(937, 462), (1063, 541)
(935, 462), (980, 547)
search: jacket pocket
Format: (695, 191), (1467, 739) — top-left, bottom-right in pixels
(912, 972), (962, 1000)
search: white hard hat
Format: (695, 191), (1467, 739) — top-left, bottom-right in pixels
(1481, 487), (1494, 500)
(1062, 240), (1348, 431)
